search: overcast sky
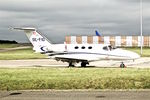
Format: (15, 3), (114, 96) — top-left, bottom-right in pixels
(0, 0), (149, 43)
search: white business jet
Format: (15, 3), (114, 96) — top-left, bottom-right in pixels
(12, 27), (140, 67)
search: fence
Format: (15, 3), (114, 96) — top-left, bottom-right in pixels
(65, 36), (150, 47)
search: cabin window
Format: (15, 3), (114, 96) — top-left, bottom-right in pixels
(88, 46), (92, 49)
(103, 46), (108, 51)
(81, 46), (85, 49)
(74, 46), (79, 49)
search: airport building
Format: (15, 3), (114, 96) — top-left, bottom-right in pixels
(65, 36), (150, 47)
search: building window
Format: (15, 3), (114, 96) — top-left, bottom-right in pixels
(74, 46), (79, 49)
(81, 46), (85, 49)
(88, 46), (92, 49)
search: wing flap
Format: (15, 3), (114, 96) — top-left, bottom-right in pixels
(52, 54), (100, 62)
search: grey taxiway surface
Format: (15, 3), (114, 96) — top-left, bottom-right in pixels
(1, 57), (150, 68)
(0, 90), (150, 100)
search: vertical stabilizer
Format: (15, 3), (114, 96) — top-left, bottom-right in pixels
(13, 27), (52, 53)
(95, 30), (102, 36)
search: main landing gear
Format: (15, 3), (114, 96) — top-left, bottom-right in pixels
(68, 61), (89, 67)
(68, 62), (75, 67)
(81, 62), (89, 67)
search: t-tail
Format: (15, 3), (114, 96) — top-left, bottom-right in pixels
(12, 27), (52, 53)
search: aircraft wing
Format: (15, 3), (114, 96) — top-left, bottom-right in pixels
(52, 54), (100, 62)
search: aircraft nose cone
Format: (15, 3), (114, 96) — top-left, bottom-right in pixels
(130, 52), (140, 59)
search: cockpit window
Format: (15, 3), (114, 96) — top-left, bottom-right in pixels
(103, 45), (116, 51)
(108, 45), (112, 51)
(108, 45), (116, 51)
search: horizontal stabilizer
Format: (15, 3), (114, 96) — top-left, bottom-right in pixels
(10, 27), (36, 31)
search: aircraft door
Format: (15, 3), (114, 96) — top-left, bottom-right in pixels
(103, 46), (109, 59)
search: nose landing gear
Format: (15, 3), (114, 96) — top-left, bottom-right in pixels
(120, 62), (126, 68)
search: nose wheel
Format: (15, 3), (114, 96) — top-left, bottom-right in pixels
(120, 62), (126, 68)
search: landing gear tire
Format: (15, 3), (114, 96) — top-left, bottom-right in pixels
(68, 62), (75, 67)
(81, 62), (88, 67)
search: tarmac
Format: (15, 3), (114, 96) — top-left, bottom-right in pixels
(0, 90), (150, 100)
(0, 55), (150, 100)
(0, 57), (150, 68)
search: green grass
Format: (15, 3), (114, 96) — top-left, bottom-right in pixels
(0, 68), (150, 90)
(0, 48), (46, 60)
(123, 47), (150, 57)
(0, 44), (20, 48)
